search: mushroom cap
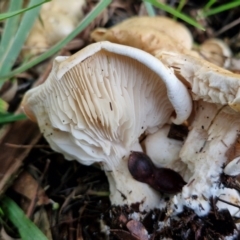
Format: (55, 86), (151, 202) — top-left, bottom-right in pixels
(157, 50), (240, 112)
(92, 26), (188, 56)
(22, 41), (192, 168)
(91, 16), (193, 53)
(199, 38), (232, 68)
(118, 16), (193, 49)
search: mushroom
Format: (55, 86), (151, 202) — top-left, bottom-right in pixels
(156, 50), (240, 216)
(91, 16), (194, 56)
(198, 38), (232, 68)
(22, 41), (192, 211)
(23, 0), (86, 57)
(91, 18), (240, 217)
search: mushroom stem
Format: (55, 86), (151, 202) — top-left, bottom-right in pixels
(172, 101), (240, 216)
(92, 142), (162, 211)
(105, 147), (162, 211)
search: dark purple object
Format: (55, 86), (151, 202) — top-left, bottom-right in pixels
(128, 151), (186, 194)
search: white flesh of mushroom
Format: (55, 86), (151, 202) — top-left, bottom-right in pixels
(224, 156), (240, 176)
(142, 124), (188, 176)
(22, 41), (192, 211)
(216, 188), (240, 218)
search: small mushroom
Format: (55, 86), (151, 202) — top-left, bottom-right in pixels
(198, 38), (232, 68)
(128, 151), (186, 194)
(22, 41), (192, 211)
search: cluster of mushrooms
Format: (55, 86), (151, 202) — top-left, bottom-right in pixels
(22, 16), (240, 223)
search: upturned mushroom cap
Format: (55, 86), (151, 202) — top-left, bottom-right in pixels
(22, 41), (192, 209)
(22, 41), (192, 163)
(91, 16), (193, 55)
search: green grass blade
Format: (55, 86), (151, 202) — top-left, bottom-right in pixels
(0, 113), (26, 124)
(0, 0), (111, 83)
(144, 0), (205, 30)
(203, 1), (240, 17)
(0, 99), (8, 113)
(143, 1), (156, 16)
(174, 0), (187, 20)
(0, 0), (23, 58)
(0, 196), (48, 240)
(177, 0), (187, 12)
(0, 0), (44, 77)
(0, 0), (49, 21)
(203, 0), (217, 10)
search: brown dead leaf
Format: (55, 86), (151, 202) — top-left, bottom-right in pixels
(0, 119), (41, 195)
(126, 220), (148, 240)
(34, 208), (53, 240)
(12, 171), (50, 206)
(111, 229), (139, 240)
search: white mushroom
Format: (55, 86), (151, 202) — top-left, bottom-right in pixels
(22, 41), (192, 211)
(156, 50), (240, 216)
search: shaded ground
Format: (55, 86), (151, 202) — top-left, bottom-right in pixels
(1, 0), (240, 239)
